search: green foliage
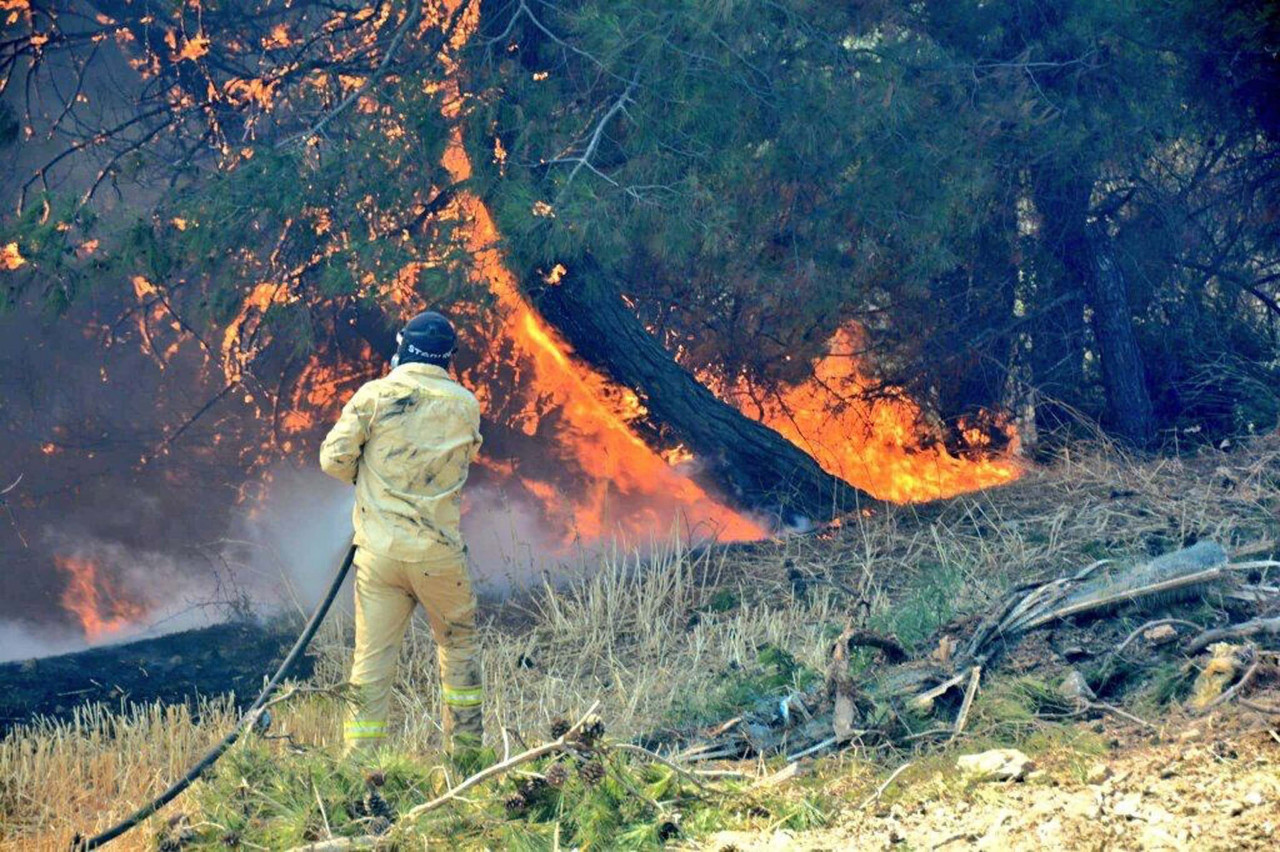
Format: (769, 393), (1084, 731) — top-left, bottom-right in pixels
(866, 560), (965, 652)
(952, 675), (1081, 745)
(666, 643), (819, 726)
(698, 589), (740, 615)
(3, 0), (1277, 445)
(190, 736), (736, 850)
(464, 0), (1280, 440)
(193, 742), (437, 848)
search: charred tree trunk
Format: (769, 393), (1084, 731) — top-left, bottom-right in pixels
(1084, 221), (1155, 447)
(532, 257), (878, 523)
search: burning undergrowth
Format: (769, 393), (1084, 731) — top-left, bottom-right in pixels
(0, 217), (1023, 662)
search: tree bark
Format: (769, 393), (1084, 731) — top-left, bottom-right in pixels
(1084, 221), (1155, 447)
(532, 257), (879, 523)
(1032, 169), (1154, 447)
(1030, 169), (1091, 433)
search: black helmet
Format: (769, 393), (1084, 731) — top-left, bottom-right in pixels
(393, 311), (456, 368)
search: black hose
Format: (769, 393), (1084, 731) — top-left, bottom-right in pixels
(75, 543), (358, 850)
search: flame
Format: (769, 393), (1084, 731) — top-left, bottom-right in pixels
(439, 102), (762, 541)
(1, 241), (26, 270)
(717, 325), (1022, 503)
(175, 0), (1018, 548)
(55, 556), (146, 642)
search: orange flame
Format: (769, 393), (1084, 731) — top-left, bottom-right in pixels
(717, 325), (1022, 503)
(179, 0), (1019, 546)
(440, 111), (763, 541)
(55, 556), (146, 642)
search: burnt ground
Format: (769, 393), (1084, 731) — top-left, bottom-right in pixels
(0, 619), (309, 734)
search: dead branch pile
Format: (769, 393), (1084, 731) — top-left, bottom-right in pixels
(666, 540), (1280, 763)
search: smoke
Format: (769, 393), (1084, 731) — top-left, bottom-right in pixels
(461, 485), (582, 590)
(223, 464), (357, 615)
(0, 621), (90, 663)
(0, 466), (355, 663)
(0, 537), (246, 663)
(0, 457), (739, 663)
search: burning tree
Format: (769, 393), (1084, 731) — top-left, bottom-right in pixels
(1, 0), (1277, 548)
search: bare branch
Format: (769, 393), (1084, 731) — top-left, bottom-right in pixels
(549, 69), (640, 200)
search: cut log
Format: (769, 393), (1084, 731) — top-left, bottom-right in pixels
(531, 256), (878, 522)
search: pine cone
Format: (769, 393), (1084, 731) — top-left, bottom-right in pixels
(504, 792), (528, 815)
(549, 717), (571, 739)
(519, 776), (547, 800)
(578, 760), (605, 785)
(575, 714), (606, 746)
(544, 762), (570, 788)
(363, 790), (394, 822)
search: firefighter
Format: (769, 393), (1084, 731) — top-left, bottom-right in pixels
(319, 310), (484, 754)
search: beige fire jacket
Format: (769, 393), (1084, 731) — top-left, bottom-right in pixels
(320, 362), (483, 561)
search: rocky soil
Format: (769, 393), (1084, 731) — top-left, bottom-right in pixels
(699, 704), (1280, 851)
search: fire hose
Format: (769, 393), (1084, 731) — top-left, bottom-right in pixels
(75, 542), (357, 850)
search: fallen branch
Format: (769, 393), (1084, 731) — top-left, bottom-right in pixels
(1188, 617), (1280, 653)
(1087, 700), (1155, 729)
(404, 702), (601, 820)
(1196, 659), (1263, 713)
(1109, 618), (1203, 661)
(784, 736), (845, 763)
(610, 743), (710, 789)
(908, 671), (969, 712)
(286, 702), (602, 852)
(858, 762), (912, 810)
(843, 629), (910, 664)
(948, 665), (982, 744)
(1238, 698), (1280, 715)
(1013, 566), (1227, 633)
(691, 769), (752, 780)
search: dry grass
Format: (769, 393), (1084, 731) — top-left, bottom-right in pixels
(2, 435), (1277, 850)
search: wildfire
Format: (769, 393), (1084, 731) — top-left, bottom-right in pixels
(1, 241), (26, 270)
(55, 555), (146, 642)
(145, 0), (1020, 552)
(439, 84), (764, 542)
(718, 325), (1023, 503)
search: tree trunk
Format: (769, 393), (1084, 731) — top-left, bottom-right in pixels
(343, 288), (877, 523)
(532, 257), (879, 523)
(1029, 169), (1090, 434)
(1032, 169), (1153, 447)
(1084, 221), (1155, 447)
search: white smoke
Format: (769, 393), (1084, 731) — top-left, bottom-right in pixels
(0, 466), (355, 663)
(223, 464), (357, 616)
(0, 460), (716, 663)
(0, 537), (246, 662)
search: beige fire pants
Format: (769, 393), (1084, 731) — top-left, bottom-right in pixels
(344, 546), (482, 752)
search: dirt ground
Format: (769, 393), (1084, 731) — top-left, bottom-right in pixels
(699, 703), (1280, 851)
